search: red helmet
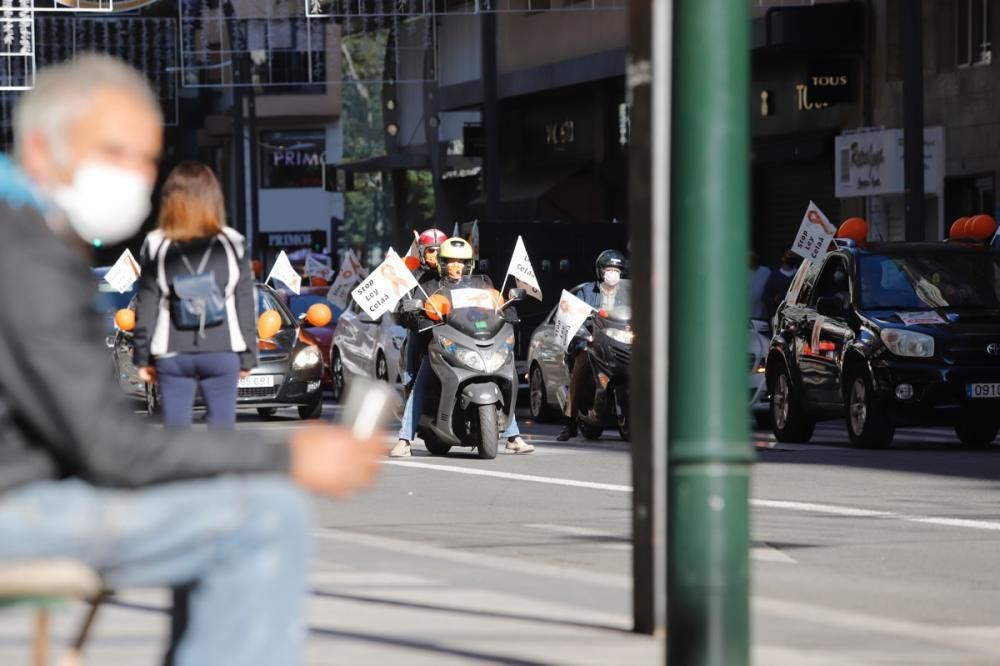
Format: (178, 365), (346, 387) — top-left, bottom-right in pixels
(418, 228), (448, 251)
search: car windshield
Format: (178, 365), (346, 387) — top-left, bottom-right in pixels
(255, 288), (296, 328)
(287, 294), (338, 323)
(859, 252), (1000, 311)
(96, 282), (137, 313)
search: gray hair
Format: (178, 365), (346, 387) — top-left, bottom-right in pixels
(13, 53), (162, 163)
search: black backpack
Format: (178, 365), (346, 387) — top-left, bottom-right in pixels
(169, 239), (227, 337)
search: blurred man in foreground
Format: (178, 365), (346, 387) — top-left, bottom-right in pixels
(0, 55), (383, 665)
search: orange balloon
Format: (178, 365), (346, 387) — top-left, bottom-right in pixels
(967, 214), (997, 240)
(424, 294), (451, 321)
(950, 217), (970, 238)
(306, 303), (332, 327)
(403, 256), (421, 271)
(257, 310), (282, 339)
(114, 308), (135, 332)
(836, 217), (868, 243)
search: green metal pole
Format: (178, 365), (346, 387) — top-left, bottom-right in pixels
(668, 0), (752, 664)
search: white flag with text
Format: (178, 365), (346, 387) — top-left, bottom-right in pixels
(350, 249), (420, 319)
(104, 248), (142, 294)
(554, 289), (596, 351)
(791, 201), (836, 264)
(326, 250), (363, 310)
(266, 250), (302, 294)
(505, 235), (542, 300)
(304, 254), (335, 282)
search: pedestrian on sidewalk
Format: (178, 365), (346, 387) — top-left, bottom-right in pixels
(0, 54), (384, 666)
(763, 247), (801, 322)
(132, 161), (256, 429)
(749, 250), (771, 323)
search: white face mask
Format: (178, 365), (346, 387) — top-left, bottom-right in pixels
(603, 269), (621, 287)
(52, 162), (152, 246)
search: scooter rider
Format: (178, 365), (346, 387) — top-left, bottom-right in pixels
(391, 237), (534, 457)
(400, 228), (448, 388)
(557, 249), (630, 441)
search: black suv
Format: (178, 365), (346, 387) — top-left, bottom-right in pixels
(767, 239), (1000, 448)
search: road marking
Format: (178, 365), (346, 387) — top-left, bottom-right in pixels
(382, 460), (632, 492)
(384, 461), (1000, 534)
(524, 523), (631, 550)
(751, 499), (1000, 532)
(311, 528), (630, 589)
(756, 597), (1000, 657)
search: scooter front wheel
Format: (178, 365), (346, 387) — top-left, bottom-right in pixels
(476, 404), (499, 460)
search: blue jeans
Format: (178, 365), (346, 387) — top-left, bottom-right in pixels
(0, 476), (311, 666)
(401, 332), (423, 387)
(398, 360), (519, 441)
(156, 352), (240, 429)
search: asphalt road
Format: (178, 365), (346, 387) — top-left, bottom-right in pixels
(2, 397), (999, 665)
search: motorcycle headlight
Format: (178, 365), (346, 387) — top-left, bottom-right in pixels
(454, 348), (487, 372)
(606, 329), (634, 345)
(293, 345), (322, 369)
(484, 350), (510, 372)
(880, 329), (934, 358)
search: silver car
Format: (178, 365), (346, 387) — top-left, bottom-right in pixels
(525, 285), (589, 422)
(329, 300), (406, 401)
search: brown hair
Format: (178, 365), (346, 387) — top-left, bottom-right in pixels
(157, 161), (225, 242)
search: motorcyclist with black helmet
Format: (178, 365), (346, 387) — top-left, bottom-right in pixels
(557, 249), (631, 441)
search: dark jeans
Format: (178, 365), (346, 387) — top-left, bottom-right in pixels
(156, 352), (240, 429)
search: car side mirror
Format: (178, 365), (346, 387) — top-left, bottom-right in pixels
(816, 296), (845, 318)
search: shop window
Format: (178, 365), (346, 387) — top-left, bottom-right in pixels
(958, 0), (991, 66)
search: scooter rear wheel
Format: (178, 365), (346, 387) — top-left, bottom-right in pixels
(477, 404), (499, 460)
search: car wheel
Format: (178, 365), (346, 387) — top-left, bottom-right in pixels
(845, 368), (894, 449)
(375, 351), (389, 382)
(298, 400), (323, 420)
(330, 350), (345, 404)
(256, 407), (277, 419)
(529, 365), (557, 422)
(753, 411), (771, 430)
(768, 362), (815, 443)
(615, 388), (630, 441)
(954, 419), (999, 447)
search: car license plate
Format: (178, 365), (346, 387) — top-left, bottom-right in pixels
(966, 383), (1000, 399)
(239, 375), (275, 389)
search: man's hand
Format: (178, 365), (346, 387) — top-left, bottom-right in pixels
(239, 369), (252, 379)
(288, 425), (385, 499)
(138, 366), (156, 383)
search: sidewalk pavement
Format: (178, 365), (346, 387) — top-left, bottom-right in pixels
(0, 563), (662, 666)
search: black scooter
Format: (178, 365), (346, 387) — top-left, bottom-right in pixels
(573, 305), (633, 441)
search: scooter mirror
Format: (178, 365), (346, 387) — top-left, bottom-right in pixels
(506, 288), (527, 302)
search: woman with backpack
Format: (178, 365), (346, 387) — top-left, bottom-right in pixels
(132, 161), (257, 428)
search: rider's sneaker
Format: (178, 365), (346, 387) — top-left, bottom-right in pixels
(389, 440), (412, 458)
(505, 436), (534, 454)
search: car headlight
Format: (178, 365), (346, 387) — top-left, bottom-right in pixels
(880, 329), (934, 358)
(293, 345), (322, 369)
(606, 329), (634, 345)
